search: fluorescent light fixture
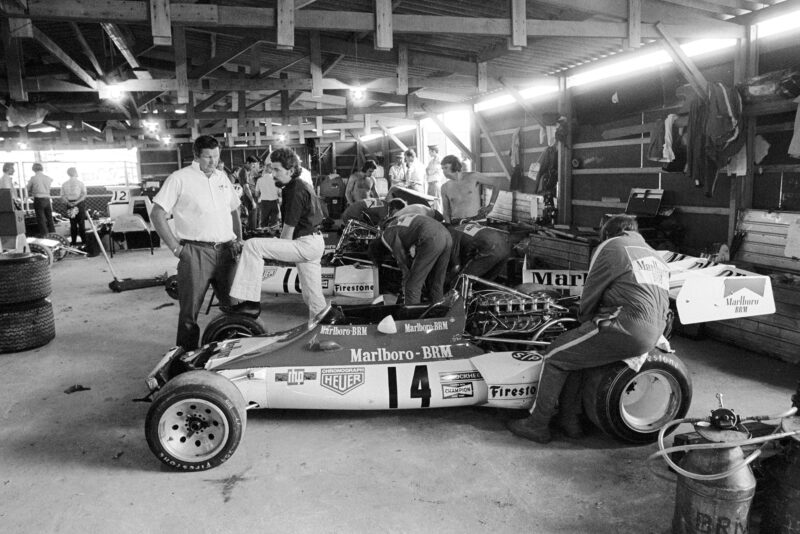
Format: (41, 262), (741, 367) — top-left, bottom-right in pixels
(323, 129), (339, 134)
(758, 8), (800, 38)
(271, 122), (282, 126)
(360, 123), (416, 143)
(175, 108), (186, 115)
(66, 124), (73, 129)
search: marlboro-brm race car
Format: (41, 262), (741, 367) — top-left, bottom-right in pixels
(143, 275), (693, 471)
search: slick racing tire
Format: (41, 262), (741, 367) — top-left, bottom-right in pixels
(582, 351), (692, 444)
(0, 253), (52, 305)
(27, 242), (55, 266)
(201, 313), (267, 345)
(145, 371), (247, 471)
(0, 298), (56, 353)
(164, 275), (179, 300)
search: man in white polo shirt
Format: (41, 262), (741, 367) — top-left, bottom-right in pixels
(151, 135), (243, 350)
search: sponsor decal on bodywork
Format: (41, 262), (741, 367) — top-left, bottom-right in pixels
(404, 320), (449, 334)
(439, 370), (482, 400)
(320, 325), (368, 336)
(489, 383), (536, 399)
(335, 283), (374, 293)
(320, 367), (365, 395)
(350, 345), (453, 363)
(511, 351), (543, 362)
(274, 369), (317, 385)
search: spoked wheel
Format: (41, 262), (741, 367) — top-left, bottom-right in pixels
(201, 313), (268, 345)
(145, 371), (247, 471)
(28, 242), (54, 265)
(582, 352), (692, 444)
(45, 233), (70, 261)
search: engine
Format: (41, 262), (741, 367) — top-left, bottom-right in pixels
(466, 288), (574, 344)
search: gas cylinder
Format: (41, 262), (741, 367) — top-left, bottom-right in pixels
(761, 415), (800, 533)
(672, 420), (756, 533)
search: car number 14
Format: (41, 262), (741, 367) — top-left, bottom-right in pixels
(387, 365), (431, 409)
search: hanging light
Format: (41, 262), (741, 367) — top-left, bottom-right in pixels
(350, 86), (365, 101)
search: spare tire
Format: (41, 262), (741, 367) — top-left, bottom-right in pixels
(582, 351), (692, 444)
(0, 253), (52, 305)
(0, 298), (56, 353)
(201, 313), (267, 345)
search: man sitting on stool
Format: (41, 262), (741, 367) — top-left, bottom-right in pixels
(223, 148), (326, 322)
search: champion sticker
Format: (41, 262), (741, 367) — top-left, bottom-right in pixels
(442, 382), (474, 399)
(320, 367), (365, 395)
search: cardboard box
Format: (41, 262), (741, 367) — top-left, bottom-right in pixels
(0, 211), (25, 235)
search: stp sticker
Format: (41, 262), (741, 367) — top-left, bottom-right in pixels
(511, 351), (543, 362)
(320, 367), (365, 395)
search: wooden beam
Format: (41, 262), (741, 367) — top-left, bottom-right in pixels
(655, 22), (709, 99)
(288, 53), (342, 106)
(510, 0), (526, 48)
(309, 30), (322, 98)
(421, 106), (475, 162)
(69, 22), (103, 77)
(173, 26), (189, 104)
(375, 0), (393, 50)
(396, 43), (408, 96)
(31, 26), (97, 89)
(277, 0), (295, 50)
(1, 18), (26, 100)
(188, 36), (258, 78)
(477, 62), (487, 93)
(376, 121), (407, 151)
(472, 111), (512, 180)
(100, 23), (152, 80)
(556, 77), (572, 225)
(499, 78), (547, 130)
(627, 0), (641, 50)
(150, 0), (172, 46)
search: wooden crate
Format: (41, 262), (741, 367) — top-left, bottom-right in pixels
(528, 234), (594, 270)
(736, 210), (800, 273)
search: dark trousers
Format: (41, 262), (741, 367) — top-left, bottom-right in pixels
(68, 202), (87, 246)
(405, 230), (452, 305)
(461, 238), (510, 282)
(259, 199), (279, 227)
(33, 197), (55, 236)
(176, 242), (236, 350)
(530, 317), (664, 420)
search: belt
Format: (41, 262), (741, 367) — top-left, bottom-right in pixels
(180, 239), (233, 250)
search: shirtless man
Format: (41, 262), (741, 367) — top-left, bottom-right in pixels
(439, 155), (509, 223)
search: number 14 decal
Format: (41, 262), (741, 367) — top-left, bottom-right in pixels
(387, 365), (431, 409)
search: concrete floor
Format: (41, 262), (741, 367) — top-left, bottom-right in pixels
(0, 247), (797, 534)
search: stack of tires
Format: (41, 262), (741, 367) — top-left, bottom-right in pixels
(0, 252), (56, 353)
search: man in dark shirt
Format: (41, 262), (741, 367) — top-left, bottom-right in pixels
(367, 212), (452, 304)
(507, 214), (670, 443)
(448, 222), (510, 282)
(224, 149), (326, 322)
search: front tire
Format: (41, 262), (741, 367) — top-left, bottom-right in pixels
(201, 313), (267, 345)
(145, 371), (247, 471)
(582, 351), (692, 444)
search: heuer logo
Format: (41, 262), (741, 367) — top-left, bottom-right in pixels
(512, 351), (543, 362)
(320, 367), (365, 395)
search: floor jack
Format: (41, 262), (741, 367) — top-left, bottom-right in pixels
(86, 215), (168, 292)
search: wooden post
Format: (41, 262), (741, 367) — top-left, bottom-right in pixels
(1, 19), (27, 101)
(473, 111), (512, 180)
(557, 76), (573, 226)
(375, 0), (393, 51)
(150, 0), (172, 46)
(174, 26), (189, 104)
(397, 44), (408, 96)
(309, 30), (322, 98)
(277, 0), (295, 50)
(510, 0), (526, 48)
(626, 0), (641, 50)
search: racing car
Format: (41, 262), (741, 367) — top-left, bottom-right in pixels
(143, 275), (692, 471)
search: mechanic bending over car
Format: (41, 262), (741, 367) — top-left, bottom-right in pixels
(367, 211), (452, 305)
(447, 222), (511, 283)
(440, 155), (509, 223)
(507, 214), (671, 444)
(222, 148), (326, 322)
(151, 135), (243, 351)
(341, 197), (388, 225)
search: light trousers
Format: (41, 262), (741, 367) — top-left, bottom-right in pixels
(230, 234), (326, 321)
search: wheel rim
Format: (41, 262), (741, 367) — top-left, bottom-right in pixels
(618, 370), (682, 432)
(157, 398), (230, 462)
(214, 324), (257, 341)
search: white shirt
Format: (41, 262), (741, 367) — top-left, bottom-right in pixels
(257, 172), (279, 201)
(154, 161), (240, 242)
(406, 160), (426, 192)
(300, 167), (313, 187)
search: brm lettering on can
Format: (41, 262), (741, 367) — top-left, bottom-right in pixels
(489, 384), (536, 399)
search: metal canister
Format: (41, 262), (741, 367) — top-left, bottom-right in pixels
(761, 416), (800, 533)
(672, 427), (756, 534)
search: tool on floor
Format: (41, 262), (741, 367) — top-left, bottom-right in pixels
(648, 392), (800, 534)
(85, 215), (168, 292)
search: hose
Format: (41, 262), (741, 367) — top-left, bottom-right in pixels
(648, 409), (800, 482)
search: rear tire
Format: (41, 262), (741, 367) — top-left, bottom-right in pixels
(582, 351), (692, 444)
(201, 313), (268, 345)
(145, 371), (247, 471)
(0, 298), (56, 353)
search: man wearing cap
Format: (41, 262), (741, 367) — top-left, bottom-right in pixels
(440, 155), (510, 223)
(27, 163), (55, 236)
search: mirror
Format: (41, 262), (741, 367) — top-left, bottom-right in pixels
(377, 315), (397, 335)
